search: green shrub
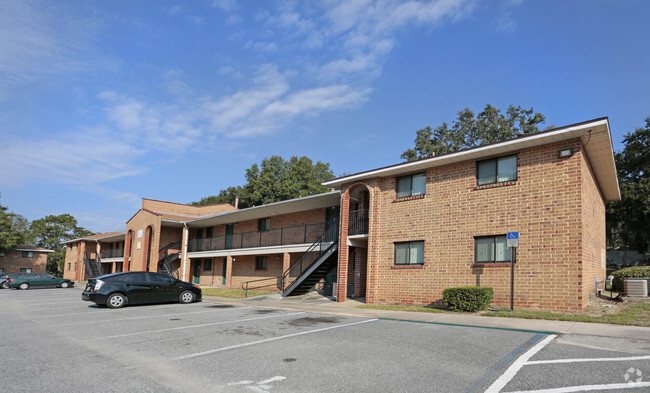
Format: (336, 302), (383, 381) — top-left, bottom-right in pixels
(442, 286), (493, 312)
(611, 266), (650, 292)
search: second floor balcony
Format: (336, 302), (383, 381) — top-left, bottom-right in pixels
(101, 248), (124, 259)
(189, 222), (328, 253)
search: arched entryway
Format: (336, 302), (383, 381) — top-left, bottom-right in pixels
(336, 183), (372, 301)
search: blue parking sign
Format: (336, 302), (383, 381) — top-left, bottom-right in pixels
(507, 232), (519, 247)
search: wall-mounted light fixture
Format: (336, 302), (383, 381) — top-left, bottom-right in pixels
(558, 148), (573, 158)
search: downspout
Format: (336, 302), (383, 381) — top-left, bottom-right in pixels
(182, 223), (188, 281)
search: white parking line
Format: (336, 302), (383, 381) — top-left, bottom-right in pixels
(526, 355), (650, 365)
(54, 307), (252, 327)
(174, 318), (379, 360)
(89, 311), (306, 340)
(507, 382), (650, 393)
(485, 334), (557, 393)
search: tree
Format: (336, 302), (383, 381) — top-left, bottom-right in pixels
(193, 156), (334, 209)
(30, 214), (94, 275)
(401, 104), (546, 161)
(0, 196), (31, 254)
(606, 117), (650, 255)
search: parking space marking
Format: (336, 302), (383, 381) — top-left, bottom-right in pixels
(29, 302), (208, 319)
(526, 355), (650, 365)
(90, 311), (305, 340)
(485, 334), (557, 393)
(174, 318), (379, 360)
(53, 306), (252, 327)
(507, 381), (650, 393)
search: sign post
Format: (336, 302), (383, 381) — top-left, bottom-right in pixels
(507, 232), (519, 311)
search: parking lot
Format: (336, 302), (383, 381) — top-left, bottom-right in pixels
(1, 287), (649, 392)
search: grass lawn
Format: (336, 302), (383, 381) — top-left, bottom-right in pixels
(482, 303), (650, 327)
(357, 299), (650, 327)
(201, 287), (276, 298)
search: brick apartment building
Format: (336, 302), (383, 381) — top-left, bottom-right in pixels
(0, 245), (54, 275)
(64, 117), (619, 312)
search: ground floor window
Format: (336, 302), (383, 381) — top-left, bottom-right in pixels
(203, 259), (212, 271)
(394, 241), (424, 265)
(255, 256), (268, 270)
(475, 235), (512, 263)
(20, 268), (32, 273)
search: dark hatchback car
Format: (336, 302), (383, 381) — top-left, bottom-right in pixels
(82, 271), (202, 309)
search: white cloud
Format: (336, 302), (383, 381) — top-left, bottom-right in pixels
(0, 126), (146, 187)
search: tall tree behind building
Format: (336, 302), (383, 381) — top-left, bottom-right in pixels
(606, 117), (650, 256)
(193, 156), (334, 209)
(401, 104), (546, 161)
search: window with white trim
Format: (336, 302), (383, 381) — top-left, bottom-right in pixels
(396, 173), (426, 198)
(394, 241), (424, 265)
(477, 155), (517, 186)
(474, 235), (512, 263)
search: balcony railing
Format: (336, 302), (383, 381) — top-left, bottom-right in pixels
(101, 248), (124, 259)
(348, 209), (369, 236)
(188, 222), (327, 253)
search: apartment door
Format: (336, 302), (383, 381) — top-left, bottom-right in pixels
(192, 261), (201, 284)
(225, 224), (234, 249)
(222, 257), (227, 286)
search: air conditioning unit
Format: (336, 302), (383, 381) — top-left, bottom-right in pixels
(624, 278), (649, 297)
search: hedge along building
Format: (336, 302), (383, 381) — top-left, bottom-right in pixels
(323, 117), (619, 312)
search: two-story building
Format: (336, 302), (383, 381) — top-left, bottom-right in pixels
(0, 245), (54, 275)
(64, 117), (618, 312)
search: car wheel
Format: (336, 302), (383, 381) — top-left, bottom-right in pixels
(18, 282), (29, 290)
(179, 290), (195, 304)
(60, 282), (69, 288)
(0, 282), (8, 289)
(106, 293), (127, 309)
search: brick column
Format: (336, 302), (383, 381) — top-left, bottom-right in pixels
(336, 190), (350, 302)
(282, 252), (291, 290)
(123, 231), (132, 271)
(225, 255), (233, 289)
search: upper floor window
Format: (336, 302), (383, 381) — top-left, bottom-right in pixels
(21, 251), (34, 258)
(475, 235), (512, 263)
(258, 218), (270, 232)
(477, 155), (517, 186)
(394, 241), (424, 265)
(396, 173), (426, 198)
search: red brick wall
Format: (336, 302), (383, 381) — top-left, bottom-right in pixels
(142, 199), (234, 216)
(340, 138), (603, 312)
(0, 251), (47, 274)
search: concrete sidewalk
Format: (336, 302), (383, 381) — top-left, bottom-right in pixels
(202, 292), (650, 341)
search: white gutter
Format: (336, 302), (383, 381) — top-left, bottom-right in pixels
(182, 223), (188, 281)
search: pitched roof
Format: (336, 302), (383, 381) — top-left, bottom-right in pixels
(323, 117), (620, 201)
(15, 245), (54, 253)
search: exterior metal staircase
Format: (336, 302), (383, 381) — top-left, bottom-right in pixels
(158, 242), (181, 279)
(84, 251), (103, 279)
(281, 220), (339, 297)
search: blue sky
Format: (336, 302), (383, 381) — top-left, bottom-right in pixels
(1, 0), (648, 234)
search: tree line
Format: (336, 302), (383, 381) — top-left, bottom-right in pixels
(0, 199), (94, 276)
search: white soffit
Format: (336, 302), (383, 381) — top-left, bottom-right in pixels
(323, 118), (620, 201)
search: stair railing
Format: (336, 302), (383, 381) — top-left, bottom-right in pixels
(281, 219), (339, 292)
(158, 241), (181, 279)
(83, 250), (103, 278)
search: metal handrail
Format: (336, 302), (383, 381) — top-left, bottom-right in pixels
(241, 277), (281, 298)
(281, 219), (339, 292)
(349, 209), (369, 235)
(83, 250), (103, 278)
(100, 248), (124, 259)
(188, 222), (327, 252)
(159, 242), (181, 279)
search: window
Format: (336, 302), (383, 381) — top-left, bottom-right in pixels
(0, 268), (4, 275)
(475, 235), (512, 263)
(21, 251), (34, 258)
(255, 256), (268, 270)
(203, 259), (212, 271)
(394, 241), (424, 265)
(206, 227), (214, 238)
(258, 218), (270, 232)
(477, 155), (517, 186)
(149, 273), (173, 284)
(396, 173), (426, 198)
(20, 268), (32, 273)
(68, 263), (71, 271)
(196, 228), (203, 238)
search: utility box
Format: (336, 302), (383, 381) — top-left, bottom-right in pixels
(624, 278), (649, 297)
